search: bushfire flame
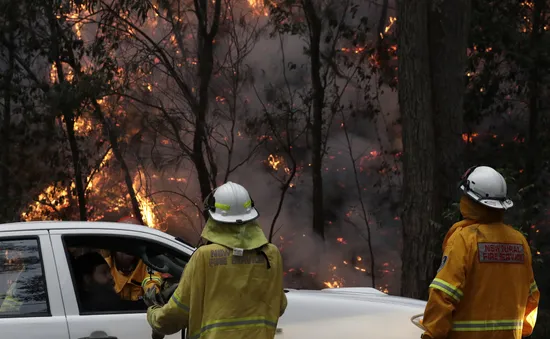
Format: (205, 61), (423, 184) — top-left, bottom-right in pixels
(268, 154), (282, 170)
(247, 0), (269, 16)
(33, 0), (401, 292)
(132, 171), (160, 229)
(324, 281), (343, 288)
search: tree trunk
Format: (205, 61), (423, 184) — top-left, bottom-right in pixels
(62, 107), (88, 221)
(0, 29), (15, 222)
(376, 0), (389, 53)
(429, 0), (471, 268)
(92, 101), (144, 224)
(193, 39), (215, 219)
(46, 7), (87, 221)
(397, 0), (437, 300)
(303, 0), (325, 240)
(192, 0), (223, 220)
(398, 0), (471, 299)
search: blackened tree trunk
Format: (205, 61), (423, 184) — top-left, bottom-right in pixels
(303, 0), (325, 240)
(61, 103), (87, 221)
(193, 0), (222, 220)
(429, 0), (471, 272)
(1, 28), (15, 222)
(397, 0), (437, 300)
(60, 101), (87, 221)
(92, 101), (144, 224)
(46, 9), (87, 221)
(398, 0), (471, 299)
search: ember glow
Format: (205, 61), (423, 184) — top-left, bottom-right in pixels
(336, 237), (347, 244)
(462, 133), (479, 143)
(385, 17), (397, 34)
(247, 0), (269, 16)
(324, 263), (346, 288)
(324, 281), (343, 288)
(267, 154), (283, 171)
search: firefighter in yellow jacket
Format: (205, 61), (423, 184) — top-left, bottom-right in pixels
(0, 249), (24, 313)
(147, 181), (287, 339)
(105, 216), (163, 302)
(422, 166), (540, 339)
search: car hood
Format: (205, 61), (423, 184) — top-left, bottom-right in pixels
(278, 287), (426, 339)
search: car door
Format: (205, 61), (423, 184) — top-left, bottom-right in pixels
(0, 230), (70, 339)
(49, 228), (189, 339)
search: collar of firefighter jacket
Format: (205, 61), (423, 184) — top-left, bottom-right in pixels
(460, 194), (504, 223)
(105, 256), (145, 293)
(201, 218), (268, 250)
(442, 195), (505, 251)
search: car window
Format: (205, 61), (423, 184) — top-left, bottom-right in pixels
(62, 234), (189, 315)
(0, 238), (49, 318)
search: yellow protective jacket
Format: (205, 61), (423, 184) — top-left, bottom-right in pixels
(147, 220), (287, 339)
(0, 276), (23, 313)
(423, 196), (540, 339)
(105, 256), (162, 301)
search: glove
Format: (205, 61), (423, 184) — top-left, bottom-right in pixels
(144, 283), (179, 308)
(159, 283), (178, 304)
(143, 286), (164, 308)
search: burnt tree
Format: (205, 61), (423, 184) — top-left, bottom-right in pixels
(45, 4), (88, 221)
(0, 20), (16, 222)
(193, 0), (223, 212)
(303, 0), (326, 240)
(398, 0), (471, 299)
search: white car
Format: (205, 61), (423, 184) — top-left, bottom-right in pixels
(0, 221), (426, 339)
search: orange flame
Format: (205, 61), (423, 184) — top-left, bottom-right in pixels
(248, 0), (269, 16)
(133, 172), (159, 229)
(462, 133), (479, 143)
(267, 154), (283, 170)
(385, 17), (396, 33)
(21, 149), (115, 221)
(324, 281), (343, 288)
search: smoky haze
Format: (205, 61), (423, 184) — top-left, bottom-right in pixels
(119, 0), (402, 291)
(13, 0), (403, 292)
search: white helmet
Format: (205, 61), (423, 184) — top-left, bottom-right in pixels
(205, 181), (259, 224)
(459, 166), (513, 210)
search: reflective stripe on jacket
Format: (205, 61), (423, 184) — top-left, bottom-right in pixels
(147, 243), (287, 339)
(0, 295), (22, 313)
(422, 196), (540, 339)
(105, 256), (162, 301)
(0, 270), (24, 313)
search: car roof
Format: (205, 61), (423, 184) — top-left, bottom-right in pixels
(0, 221), (195, 249)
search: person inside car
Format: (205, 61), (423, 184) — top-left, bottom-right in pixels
(104, 216), (163, 303)
(0, 249), (25, 313)
(74, 251), (146, 313)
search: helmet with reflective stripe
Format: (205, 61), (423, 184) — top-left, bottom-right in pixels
(205, 181), (259, 224)
(459, 165), (513, 210)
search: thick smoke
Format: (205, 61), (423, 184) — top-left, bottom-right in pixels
(13, 0), (404, 292)
(208, 8), (403, 290)
(127, 2), (405, 291)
